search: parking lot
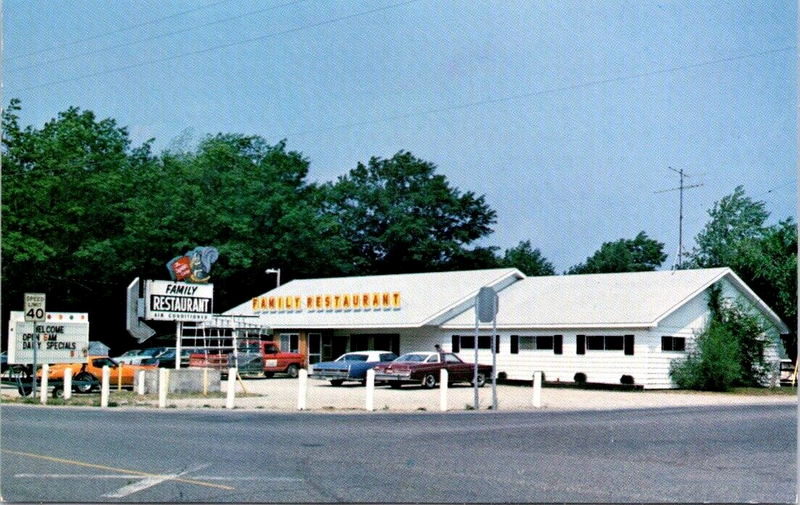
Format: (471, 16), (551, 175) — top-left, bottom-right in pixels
(3, 374), (794, 412)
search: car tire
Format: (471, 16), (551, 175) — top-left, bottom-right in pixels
(264, 371), (274, 378)
(286, 364), (300, 378)
(74, 372), (96, 393)
(329, 379), (344, 387)
(52, 387), (64, 399)
(473, 372), (487, 388)
(422, 374), (437, 389)
(389, 382), (402, 389)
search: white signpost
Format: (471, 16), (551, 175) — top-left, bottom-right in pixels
(23, 293), (45, 397)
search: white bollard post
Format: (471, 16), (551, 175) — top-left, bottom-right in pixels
(532, 371), (542, 408)
(439, 368), (448, 412)
(63, 367), (72, 400)
(158, 368), (168, 408)
(365, 369), (375, 412)
(101, 366), (110, 408)
(297, 369), (308, 411)
(40, 364), (49, 404)
(226, 368), (236, 409)
(137, 370), (145, 396)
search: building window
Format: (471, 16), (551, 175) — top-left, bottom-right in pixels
(520, 336), (554, 351)
(661, 336), (686, 352)
(584, 335), (624, 351)
(586, 335), (624, 351)
(511, 335), (562, 354)
(454, 335), (499, 352)
(279, 333), (299, 354)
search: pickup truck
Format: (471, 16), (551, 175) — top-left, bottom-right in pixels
(188, 340), (305, 378)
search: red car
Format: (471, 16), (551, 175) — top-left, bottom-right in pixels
(372, 351), (492, 389)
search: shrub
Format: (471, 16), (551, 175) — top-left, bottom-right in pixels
(670, 319), (742, 391)
(574, 372), (587, 385)
(670, 283), (779, 391)
(620, 374), (635, 385)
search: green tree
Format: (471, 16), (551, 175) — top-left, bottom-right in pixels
(686, 187), (797, 361)
(670, 284), (775, 390)
(566, 231), (667, 274)
(501, 240), (555, 276)
(323, 151), (497, 274)
(123, 134), (352, 313)
(2, 100), (155, 348)
(688, 185), (769, 268)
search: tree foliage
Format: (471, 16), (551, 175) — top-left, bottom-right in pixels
(2, 104), (504, 350)
(322, 151), (497, 274)
(566, 231), (666, 274)
(500, 241), (555, 276)
(686, 186), (797, 361)
(670, 284), (776, 391)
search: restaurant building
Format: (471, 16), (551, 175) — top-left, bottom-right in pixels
(223, 267), (788, 389)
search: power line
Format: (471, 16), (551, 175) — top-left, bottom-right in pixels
(10, 0), (423, 93)
(283, 45), (796, 137)
(5, 0), (238, 62)
(8, 0), (312, 73)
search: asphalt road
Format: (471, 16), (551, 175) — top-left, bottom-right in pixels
(1, 404), (795, 503)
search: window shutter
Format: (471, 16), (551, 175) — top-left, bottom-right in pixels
(452, 335), (460, 353)
(554, 335), (563, 355)
(510, 335), (519, 354)
(624, 334), (634, 355)
(576, 335), (585, 355)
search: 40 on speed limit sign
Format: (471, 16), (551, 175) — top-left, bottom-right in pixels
(24, 293), (46, 322)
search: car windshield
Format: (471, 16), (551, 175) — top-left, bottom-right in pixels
(119, 350), (143, 357)
(336, 354), (369, 362)
(141, 349), (163, 357)
(394, 353), (430, 362)
(158, 350), (176, 359)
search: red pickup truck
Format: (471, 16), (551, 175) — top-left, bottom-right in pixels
(188, 340), (305, 378)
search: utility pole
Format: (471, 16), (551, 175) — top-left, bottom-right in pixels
(654, 167), (703, 269)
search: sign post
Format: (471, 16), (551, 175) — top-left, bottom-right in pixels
(24, 293), (46, 398)
(475, 287), (499, 410)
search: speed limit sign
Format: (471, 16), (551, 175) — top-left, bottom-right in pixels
(24, 293), (46, 322)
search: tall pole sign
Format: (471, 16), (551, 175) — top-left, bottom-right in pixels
(475, 287), (499, 410)
(24, 293), (46, 397)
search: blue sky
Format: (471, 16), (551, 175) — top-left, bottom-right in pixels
(4, 0), (796, 272)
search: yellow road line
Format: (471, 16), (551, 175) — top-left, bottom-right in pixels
(2, 449), (234, 491)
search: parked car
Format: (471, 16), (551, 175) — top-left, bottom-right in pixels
(310, 351), (398, 386)
(114, 347), (168, 365)
(372, 351), (492, 389)
(154, 348), (201, 368)
(38, 355), (157, 393)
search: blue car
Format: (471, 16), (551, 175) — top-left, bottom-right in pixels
(310, 351), (398, 386)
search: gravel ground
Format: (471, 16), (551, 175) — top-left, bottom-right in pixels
(3, 376), (796, 412)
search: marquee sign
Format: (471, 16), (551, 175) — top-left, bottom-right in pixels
(8, 311), (89, 364)
(145, 280), (214, 321)
(252, 291), (401, 313)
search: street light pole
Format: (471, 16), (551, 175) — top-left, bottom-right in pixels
(265, 268), (281, 288)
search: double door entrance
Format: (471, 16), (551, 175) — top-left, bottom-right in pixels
(307, 333), (400, 364)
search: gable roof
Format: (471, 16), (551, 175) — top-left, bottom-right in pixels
(223, 268), (524, 329)
(441, 267), (789, 333)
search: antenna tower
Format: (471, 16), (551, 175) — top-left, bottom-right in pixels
(654, 167), (703, 269)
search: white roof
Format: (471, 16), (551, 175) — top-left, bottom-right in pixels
(224, 268), (524, 329)
(442, 267), (789, 332)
